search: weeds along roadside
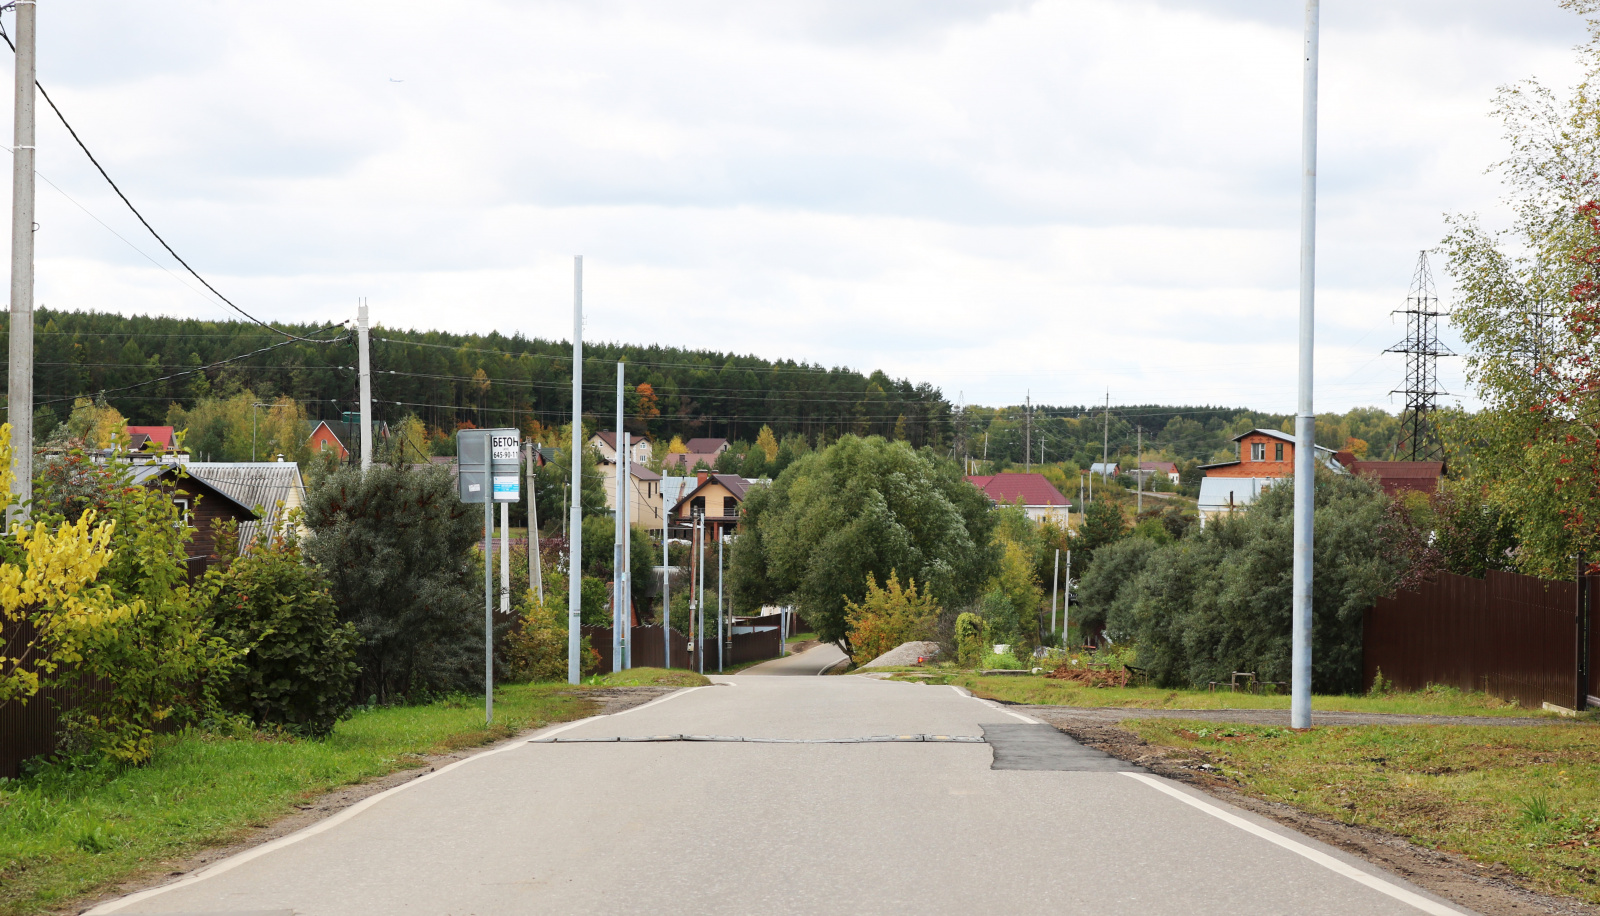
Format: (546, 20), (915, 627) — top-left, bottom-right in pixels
(0, 682), (600, 916)
(1122, 719), (1600, 906)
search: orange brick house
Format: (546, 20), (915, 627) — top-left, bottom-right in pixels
(1197, 429), (1339, 522)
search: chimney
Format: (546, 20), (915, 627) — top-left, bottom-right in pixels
(697, 471), (709, 486)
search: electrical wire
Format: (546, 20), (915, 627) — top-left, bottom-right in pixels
(0, 16), (344, 344)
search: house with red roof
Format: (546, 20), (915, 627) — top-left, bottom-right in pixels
(124, 425), (176, 452)
(1139, 461), (1179, 486)
(966, 473), (1072, 524)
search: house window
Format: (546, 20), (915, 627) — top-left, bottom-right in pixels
(723, 496), (738, 516)
(1275, 443), (1284, 462)
(173, 498), (192, 529)
(1250, 442), (1265, 461)
(690, 496), (705, 514)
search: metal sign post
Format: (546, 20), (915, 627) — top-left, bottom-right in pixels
(459, 428), (521, 724)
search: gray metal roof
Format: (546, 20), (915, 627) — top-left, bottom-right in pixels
(184, 462), (307, 546)
(127, 463), (260, 521)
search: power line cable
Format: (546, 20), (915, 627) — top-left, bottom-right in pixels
(0, 15), (343, 344)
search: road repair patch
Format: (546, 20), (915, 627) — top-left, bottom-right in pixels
(983, 723), (1142, 772)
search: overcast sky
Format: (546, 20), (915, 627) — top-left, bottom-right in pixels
(10, 0), (1590, 413)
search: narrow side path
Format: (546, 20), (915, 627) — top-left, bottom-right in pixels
(736, 641), (848, 676)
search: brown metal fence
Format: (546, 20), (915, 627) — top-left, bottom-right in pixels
(1363, 569), (1596, 710)
(582, 612), (797, 674)
(0, 618), (107, 778)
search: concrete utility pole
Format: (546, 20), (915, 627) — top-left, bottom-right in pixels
(500, 500), (511, 614)
(7, 0), (35, 520)
(358, 300), (372, 471)
(622, 431), (632, 669)
(1025, 392), (1032, 472)
(1292, 0), (1320, 730)
(697, 511), (706, 675)
(1050, 548), (1060, 637)
(1064, 549), (1072, 647)
(613, 364), (625, 672)
(1136, 426), (1143, 516)
(568, 257), (584, 685)
(662, 494), (671, 669)
(1101, 390), (1109, 484)
(717, 528), (724, 673)
(527, 441), (542, 603)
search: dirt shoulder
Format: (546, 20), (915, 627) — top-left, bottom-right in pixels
(67, 686), (675, 916)
(1036, 711), (1597, 916)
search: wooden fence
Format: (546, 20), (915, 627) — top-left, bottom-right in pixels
(1364, 569), (1597, 710)
(0, 618), (106, 779)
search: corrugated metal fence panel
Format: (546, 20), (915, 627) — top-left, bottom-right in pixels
(0, 618), (105, 778)
(1590, 574), (1600, 704)
(1364, 569), (1582, 709)
(728, 614), (782, 665)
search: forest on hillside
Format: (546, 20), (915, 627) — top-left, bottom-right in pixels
(0, 310), (1405, 472)
(0, 310), (953, 448)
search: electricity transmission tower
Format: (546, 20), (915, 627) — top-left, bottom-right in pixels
(1384, 252), (1454, 461)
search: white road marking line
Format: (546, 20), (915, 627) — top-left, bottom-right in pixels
(1122, 773), (1466, 915)
(968, 695), (1039, 724)
(87, 686), (709, 915)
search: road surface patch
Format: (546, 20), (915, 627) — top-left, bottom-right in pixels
(982, 723), (1141, 771)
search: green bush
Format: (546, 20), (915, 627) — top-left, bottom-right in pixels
(980, 651), (1025, 670)
(955, 612), (989, 668)
(303, 464), (482, 703)
(207, 535), (360, 737)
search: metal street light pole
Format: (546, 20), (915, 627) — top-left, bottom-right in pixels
(1291, 0), (1320, 730)
(567, 257), (584, 685)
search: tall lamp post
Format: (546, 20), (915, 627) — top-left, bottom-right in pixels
(1291, 0), (1320, 730)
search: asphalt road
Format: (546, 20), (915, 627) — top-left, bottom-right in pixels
(94, 676), (1471, 916)
(738, 640), (849, 675)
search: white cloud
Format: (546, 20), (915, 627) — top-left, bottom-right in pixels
(8, 0), (1589, 416)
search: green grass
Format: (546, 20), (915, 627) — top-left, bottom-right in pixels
(0, 683), (598, 916)
(785, 632), (816, 645)
(1125, 719), (1600, 904)
(586, 667), (711, 688)
(907, 674), (1545, 718)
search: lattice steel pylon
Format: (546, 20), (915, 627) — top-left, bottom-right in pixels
(1385, 251), (1454, 462)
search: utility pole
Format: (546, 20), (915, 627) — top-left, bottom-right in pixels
(567, 257), (583, 685)
(1025, 391), (1032, 472)
(717, 526), (724, 673)
(1291, 0), (1320, 731)
(662, 495), (671, 669)
(499, 499), (511, 614)
(6, 0), (35, 520)
(358, 300), (372, 471)
(613, 364), (625, 673)
(1050, 548), (1060, 638)
(1136, 426), (1143, 516)
(696, 510), (706, 674)
(1101, 390), (1110, 484)
(1064, 550), (1072, 647)
(622, 432), (632, 669)
(527, 440), (543, 603)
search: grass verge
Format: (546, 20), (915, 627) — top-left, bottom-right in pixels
(913, 673), (1543, 717)
(0, 682), (599, 916)
(1125, 719), (1600, 905)
(587, 667), (711, 688)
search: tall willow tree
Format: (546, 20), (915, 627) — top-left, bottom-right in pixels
(1443, 0), (1600, 575)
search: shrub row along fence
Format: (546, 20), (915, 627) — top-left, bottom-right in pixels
(1364, 569), (1598, 711)
(582, 612), (808, 674)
